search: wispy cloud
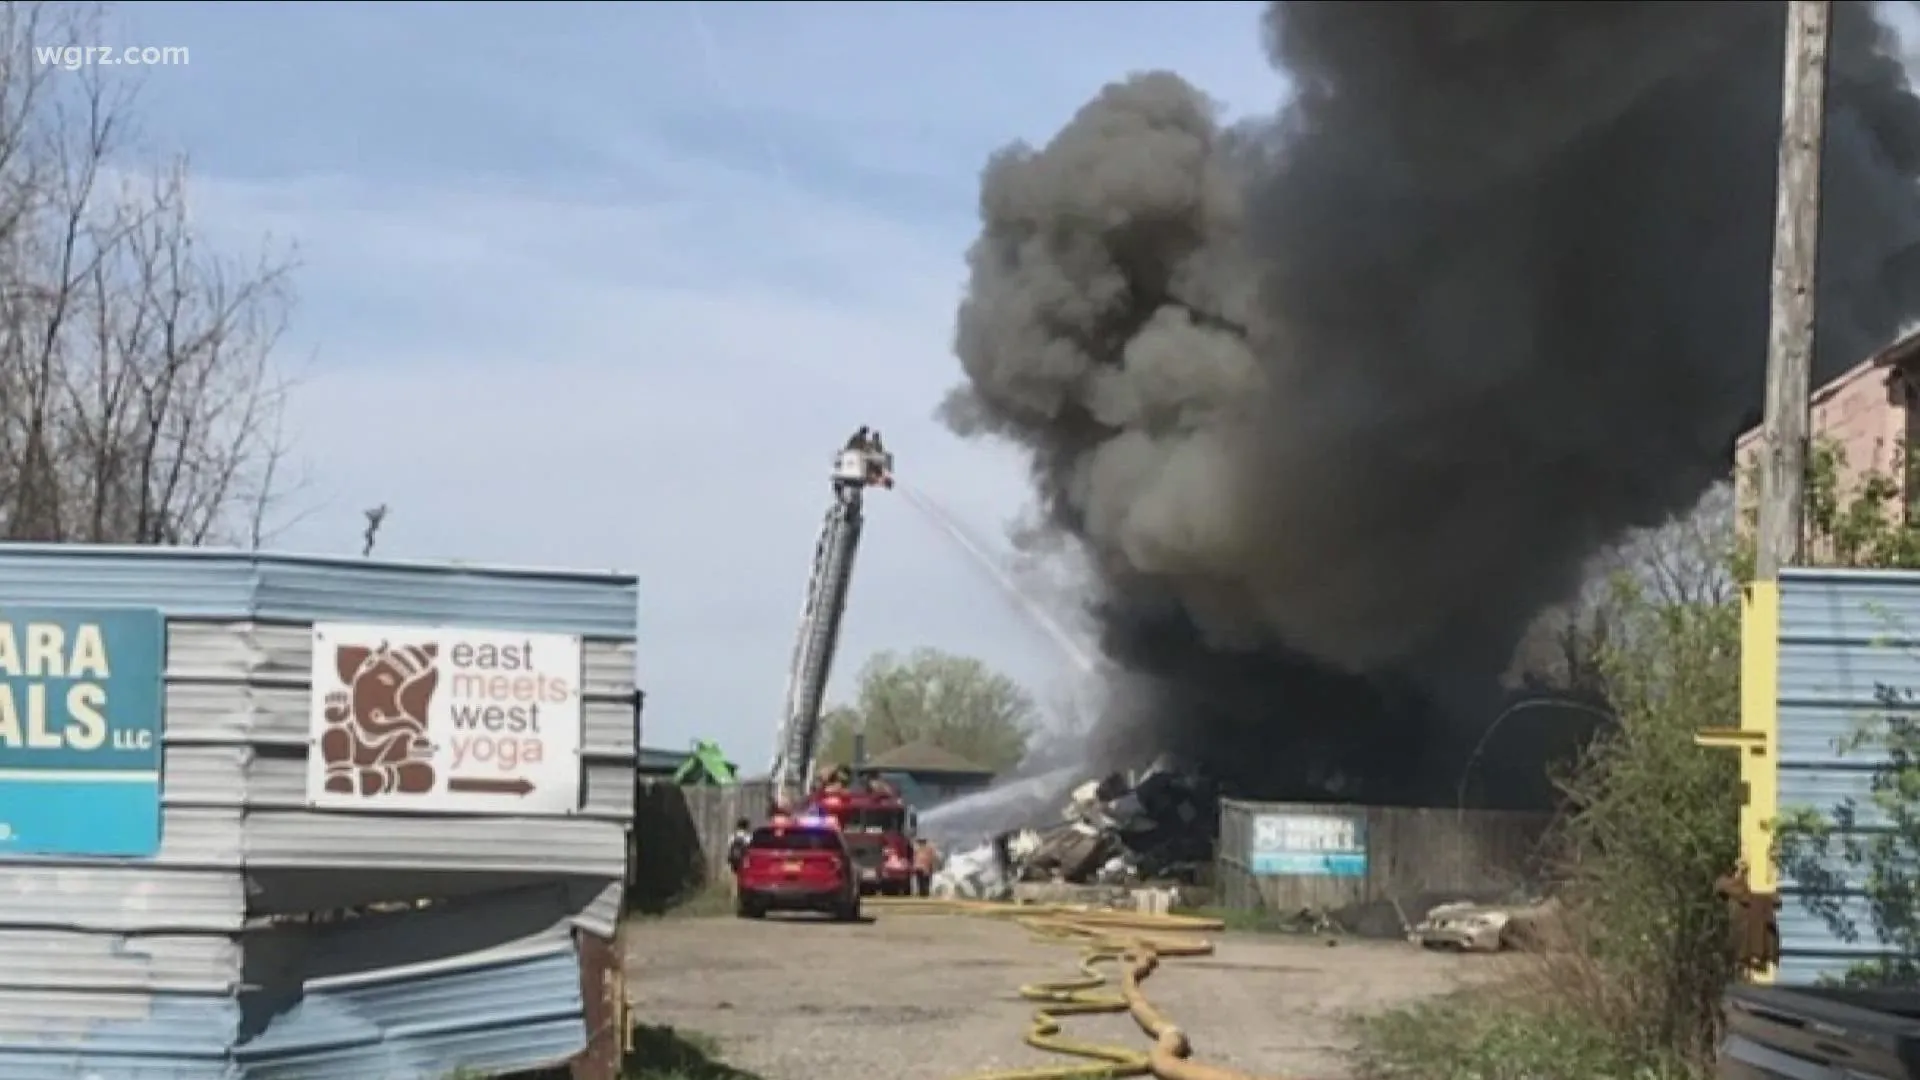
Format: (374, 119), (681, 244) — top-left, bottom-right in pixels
(109, 0), (1276, 758)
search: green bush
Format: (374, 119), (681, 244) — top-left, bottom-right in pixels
(1354, 993), (1696, 1080)
(504, 1026), (762, 1080)
(1356, 572), (1740, 1080)
(1543, 575), (1739, 1061)
(1357, 438), (1920, 1077)
(623, 1026), (762, 1080)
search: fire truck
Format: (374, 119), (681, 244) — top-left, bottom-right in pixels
(765, 428), (918, 894)
(806, 772), (917, 895)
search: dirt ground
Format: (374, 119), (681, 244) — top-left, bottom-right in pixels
(626, 908), (1488, 1080)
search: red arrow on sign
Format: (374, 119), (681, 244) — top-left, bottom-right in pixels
(449, 777), (535, 796)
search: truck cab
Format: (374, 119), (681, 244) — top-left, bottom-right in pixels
(805, 776), (916, 895)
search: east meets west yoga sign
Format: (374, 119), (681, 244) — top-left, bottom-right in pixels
(305, 622), (583, 815)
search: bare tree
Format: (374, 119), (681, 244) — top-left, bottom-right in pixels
(1617, 483), (1739, 608)
(0, 2), (297, 546)
(1508, 484), (1737, 693)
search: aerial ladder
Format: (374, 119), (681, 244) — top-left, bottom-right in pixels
(769, 427), (894, 811)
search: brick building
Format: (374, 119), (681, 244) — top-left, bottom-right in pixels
(1735, 330), (1920, 520)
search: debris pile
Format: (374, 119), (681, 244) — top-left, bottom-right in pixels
(1409, 897), (1561, 953)
(930, 757), (1218, 900)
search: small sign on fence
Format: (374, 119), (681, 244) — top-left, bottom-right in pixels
(1250, 812), (1366, 876)
(306, 622), (584, 814)
(0, 606), (164, 857)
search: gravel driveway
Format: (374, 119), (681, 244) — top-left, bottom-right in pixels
(625, 909), (1484, 1079)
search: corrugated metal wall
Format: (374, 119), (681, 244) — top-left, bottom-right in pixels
(1215, 800), (1551, 915)
(0, 546), (638, 1079)
(1774, 567), (1920, 984)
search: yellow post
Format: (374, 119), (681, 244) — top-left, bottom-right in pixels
(1695, 579), (1781, 983)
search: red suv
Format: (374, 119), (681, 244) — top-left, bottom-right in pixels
(735, 820), (862, 921)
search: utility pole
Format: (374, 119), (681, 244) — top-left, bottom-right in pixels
(1699, 0), (1836, 982)
(1753, 0), (1833, 580)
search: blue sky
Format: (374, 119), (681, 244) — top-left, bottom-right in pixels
(92, 0), (1281, 763)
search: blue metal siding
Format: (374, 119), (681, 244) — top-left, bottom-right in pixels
(160, 744), (634, 822)
(0, 545), (638, 637)
(1775, 568), (1920, 982)
(0, 930), (584, 1080)
(0, 1054), (232, 1080)
(0, 545), (636, 1077)
(234, 948), (585, 1080)
(0, 867), (242, 933)
(0, 931), (239, 993)
(0, 993), (239, 1079)
(233, 887), (588, 1080)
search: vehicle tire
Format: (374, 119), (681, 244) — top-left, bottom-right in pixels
(836, 897), (862, 922)
(735, 896), (766, 919)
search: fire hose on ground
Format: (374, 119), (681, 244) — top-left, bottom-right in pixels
(865, 897), (1288, 1080)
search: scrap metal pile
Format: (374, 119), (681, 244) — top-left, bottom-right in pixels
(1408, 897), (1563, 953)
(931, 757), (1218, 901)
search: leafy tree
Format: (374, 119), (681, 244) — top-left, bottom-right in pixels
(817, 648), (1035, 773)
(1547, 570), (1740, 1060)
(1797, 436), (1920, 569)
(1360, 556), (1741, 1080)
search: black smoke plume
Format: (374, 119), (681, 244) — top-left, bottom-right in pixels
(944, 2), (1920, 804)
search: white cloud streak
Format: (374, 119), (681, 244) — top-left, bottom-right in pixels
(117, 0), (1283, 761)
(186, 147), (1051, 762)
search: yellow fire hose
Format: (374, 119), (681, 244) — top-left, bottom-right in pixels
(866, 897), (1289, 1080)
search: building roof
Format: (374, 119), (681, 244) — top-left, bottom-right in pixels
(863, 740), (995, 777)
(1735, 327), (1920, 454)
(637, 747), (682, 772)
(1869, 327), (1920, 372)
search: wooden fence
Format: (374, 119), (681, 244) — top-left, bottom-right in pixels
(628, 778), (773, 910)
(1215, 799), (1552, 918)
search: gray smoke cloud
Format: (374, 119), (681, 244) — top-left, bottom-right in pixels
(944, 2), (1920, 802)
